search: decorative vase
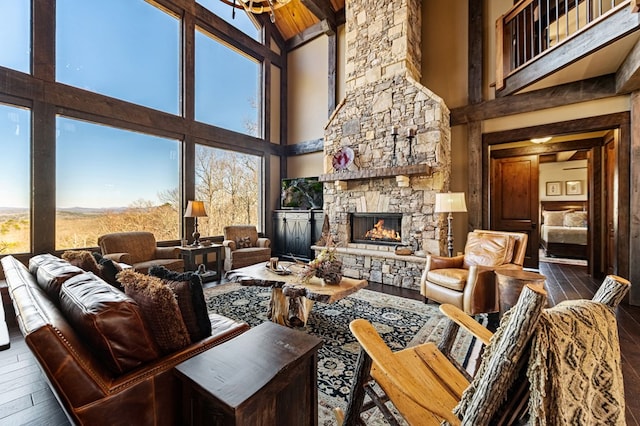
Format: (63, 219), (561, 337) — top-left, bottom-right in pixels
(321, 273), (343, 285)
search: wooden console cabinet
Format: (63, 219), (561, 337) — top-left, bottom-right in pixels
(175, 322), (322, 426)
(272, 210), (324, 261)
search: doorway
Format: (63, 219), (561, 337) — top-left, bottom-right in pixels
(482, 113), (630, 278)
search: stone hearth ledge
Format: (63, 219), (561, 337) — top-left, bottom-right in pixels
(311, 244), (427, 289)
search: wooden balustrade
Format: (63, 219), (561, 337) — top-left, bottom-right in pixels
(496, 0), (630, 91)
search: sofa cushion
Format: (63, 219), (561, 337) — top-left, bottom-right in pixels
(463, 232), (515, 268)
(148, 266), (212, 342)
(29, 254), (84, 304)
(59, 273), (160, 375)
(116, 269), (191, 354)
(427, 269), (468, 291)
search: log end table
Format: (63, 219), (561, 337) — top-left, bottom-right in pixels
(495, 269), (547, 316)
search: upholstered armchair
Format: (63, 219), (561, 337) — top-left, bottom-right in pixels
(97, 231), (184, 274)
(420, 230), (528, 315)
(222, 225), (271, 271)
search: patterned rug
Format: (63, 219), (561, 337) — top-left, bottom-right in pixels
(204, 283), (482, 425)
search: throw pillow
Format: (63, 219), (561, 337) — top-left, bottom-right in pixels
(59, 273), (160, 375)
(236, 236), (253, 248)
(542, 210), (571, 226)
(61, 250), (102, 276)
(563, 211), (587, 228)
(148, 265), (212, 342)
(116, 269), (191, 354)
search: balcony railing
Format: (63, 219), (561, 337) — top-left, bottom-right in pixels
(496, 0), (630, 91)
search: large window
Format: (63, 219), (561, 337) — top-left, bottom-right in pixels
(56, 117), (180, 249)
(0, 0), (30, 73)
(195, 28), (260, 136)
(0, 104), (30, 254)
(195, 145), (261, 236)
(56, 0), (180, 115)
(197, 0), (260, 40)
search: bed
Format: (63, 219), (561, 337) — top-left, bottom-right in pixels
(540, 200), (588, 259)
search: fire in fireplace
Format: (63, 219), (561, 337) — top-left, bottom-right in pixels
(351, 213), (402, 245)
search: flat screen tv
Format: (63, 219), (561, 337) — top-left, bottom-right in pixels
(281, 177), (323, 209)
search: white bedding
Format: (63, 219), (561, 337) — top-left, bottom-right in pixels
(541, 225), (587, 245)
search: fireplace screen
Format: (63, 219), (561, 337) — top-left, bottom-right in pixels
(351, 213), (402, 245)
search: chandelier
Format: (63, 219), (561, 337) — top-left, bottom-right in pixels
(219, 0), (292, 23)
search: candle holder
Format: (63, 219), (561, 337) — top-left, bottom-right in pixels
(406, 128), (415, 163)
(391, 126), (399, 165)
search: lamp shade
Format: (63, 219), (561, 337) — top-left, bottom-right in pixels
(184, 200), (207, 218)
(434, 192), (467, 213)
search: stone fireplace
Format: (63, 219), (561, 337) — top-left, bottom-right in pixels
(316, 0), (452, 290)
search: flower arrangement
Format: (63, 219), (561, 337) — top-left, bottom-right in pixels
(299, 236), (343, 285)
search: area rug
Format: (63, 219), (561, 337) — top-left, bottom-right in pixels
(204, 283), (482, 425)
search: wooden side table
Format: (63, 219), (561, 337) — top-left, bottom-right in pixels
(178, 244), (223, 283)
(175, 322), (322, 425)
(495, 269), (546, 316)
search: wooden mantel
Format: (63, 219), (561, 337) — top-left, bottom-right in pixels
(318, 164), (432, 183)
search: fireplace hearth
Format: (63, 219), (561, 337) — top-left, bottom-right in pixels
(351, 213), (402, 245)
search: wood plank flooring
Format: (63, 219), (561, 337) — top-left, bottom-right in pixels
(1, 262), (639, 424)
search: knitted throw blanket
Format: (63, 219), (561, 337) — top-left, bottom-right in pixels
(527, 299), (626, 425)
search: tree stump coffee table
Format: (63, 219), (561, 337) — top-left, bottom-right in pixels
(226, 262), (368, 327)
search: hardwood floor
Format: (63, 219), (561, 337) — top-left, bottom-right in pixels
(1, 262), (639, 424)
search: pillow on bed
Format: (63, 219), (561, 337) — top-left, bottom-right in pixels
(542, 210), (572, 226)
(564, 211), (587, 228)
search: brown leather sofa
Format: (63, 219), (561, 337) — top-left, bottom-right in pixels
(420, 229), (528, 315)
(98, 231), (184, 273)
(222, 225), (271, 271)
(1, 254), (249, 425)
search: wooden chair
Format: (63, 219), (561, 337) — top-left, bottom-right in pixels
(336, 275), (630, 426)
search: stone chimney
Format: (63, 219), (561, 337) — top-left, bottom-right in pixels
(320, 0), (452, 289)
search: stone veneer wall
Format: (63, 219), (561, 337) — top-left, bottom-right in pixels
(319, 0), (453, 289)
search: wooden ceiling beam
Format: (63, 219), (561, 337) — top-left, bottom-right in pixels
(616, 37), (640, 93)
(451, 74), (616, 126)
(300, 0), (337, 29)
(286, 19), (334, 51)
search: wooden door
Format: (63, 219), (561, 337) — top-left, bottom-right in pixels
(491, 155), (539, 268)
(604, 136), (617, 275)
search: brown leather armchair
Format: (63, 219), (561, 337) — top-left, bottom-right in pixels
(420, 230), (528, 315)
(222, 225), (271, 271)
(98, 231), (184, 273)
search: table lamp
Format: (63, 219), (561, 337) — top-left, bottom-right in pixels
(184, 200), (207, 246)
(434, 192), (467, 257)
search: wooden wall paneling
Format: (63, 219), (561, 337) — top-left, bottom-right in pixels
(451, 75), (616, 125)
(590, 143), (603, 278)
(627, 94), (640, 304)
(468, 0), (483, 104)
(468, 121), (483, 232)
(620, 102), (635, 302)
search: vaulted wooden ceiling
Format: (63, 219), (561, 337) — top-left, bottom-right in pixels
(265, 0), (345, 41)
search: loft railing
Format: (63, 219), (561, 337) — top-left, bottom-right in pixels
(496, 0), (630, 91)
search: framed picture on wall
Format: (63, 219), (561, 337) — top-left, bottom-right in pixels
(565, 180), (582, 195)
(546, 181), (562, 196)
